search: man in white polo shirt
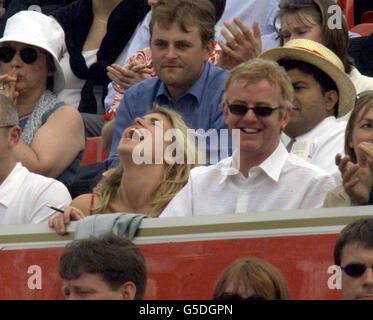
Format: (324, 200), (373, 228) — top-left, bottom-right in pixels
(160, 58), (336, 217)
(0, 95), (71, 224)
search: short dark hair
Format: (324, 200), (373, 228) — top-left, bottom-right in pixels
(334, 218), (373, 266)
(0, 94), (19, 127)
(149, 0), (216, 47)
(279, 58), (339, 116)
(59, 233), (147, 300)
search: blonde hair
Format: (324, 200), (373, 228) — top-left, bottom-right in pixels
(212, 257), (290, 300)
(93, 105), (200, 217)
(223, 58), (294, 116)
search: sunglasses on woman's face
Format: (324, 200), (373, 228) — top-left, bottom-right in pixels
(227, 104), (282, 117)
(342, 263), (373, 278)
(0, 46), (43, 64)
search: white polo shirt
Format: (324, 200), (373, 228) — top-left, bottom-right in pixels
(160, 143), (337, 217)
(0, 163), (72, 224)
(281, 116), (346, 184)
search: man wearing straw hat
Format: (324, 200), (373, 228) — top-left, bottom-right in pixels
(260, 39), (357, 183)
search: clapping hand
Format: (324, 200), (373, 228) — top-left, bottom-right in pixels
(217, 18), (262, 70)
(107, 62), (153, 93)
(337, 142), (373, 205)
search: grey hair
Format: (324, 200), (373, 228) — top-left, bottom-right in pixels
(0, 94), (19, 126)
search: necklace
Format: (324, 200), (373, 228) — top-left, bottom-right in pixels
(19, 110), (33, 119)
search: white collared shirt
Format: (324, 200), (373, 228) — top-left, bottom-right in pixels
(281, 116), (346, 183)
(160, 143), (337, 217)
(0, 163), (72, 224)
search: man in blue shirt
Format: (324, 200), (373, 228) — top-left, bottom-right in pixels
(105, 0), (229, 169)
(104, 0), (280, 111)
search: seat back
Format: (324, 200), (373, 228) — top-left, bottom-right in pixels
(350, 23), (373, 36)
(81, 136), (109, 165)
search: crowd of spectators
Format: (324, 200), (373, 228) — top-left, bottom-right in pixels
(0, 0), (373, 300)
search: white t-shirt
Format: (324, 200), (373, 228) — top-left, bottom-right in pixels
(0, 163), (72, 224)
(160, 143), (337, 217)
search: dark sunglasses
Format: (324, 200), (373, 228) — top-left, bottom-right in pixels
(0, 46), (43, 64)
(227, 104), (282, 117)
(342, 263), (373, 278)
(216, 292), (265, 301)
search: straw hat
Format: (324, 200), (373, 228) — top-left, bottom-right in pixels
(0, 10), (65, 93)
(260, 39), (356, 118)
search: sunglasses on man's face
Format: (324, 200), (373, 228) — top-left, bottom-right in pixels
(342, 263), (373, 278)
(227, 104), (282, 117)
(0, 46), (43, 64)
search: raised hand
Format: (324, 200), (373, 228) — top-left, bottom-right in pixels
(217, 18), (262, 70)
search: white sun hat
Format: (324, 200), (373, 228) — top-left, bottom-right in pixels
(0, 10), (66, 93)
(260, 39), (356, 118)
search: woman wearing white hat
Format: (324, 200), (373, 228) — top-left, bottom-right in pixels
(0, 10), (85, 188)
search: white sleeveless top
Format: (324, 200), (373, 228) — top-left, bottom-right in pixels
(57, 49), (105, 113)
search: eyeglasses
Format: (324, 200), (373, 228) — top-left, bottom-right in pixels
(0, 125), (16, 129)
(341, 263), (373, 278)
(0, 46), (44, 64)
(227, 104), (282, 117)
(216, 292), (265, 301)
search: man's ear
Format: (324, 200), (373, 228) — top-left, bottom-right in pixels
(8, 126), (21, 149)
(222, 101), (230, 122)
(280, 107), (292, 132)
(120, 281), (137, 300)
(324, 90), (339, 114)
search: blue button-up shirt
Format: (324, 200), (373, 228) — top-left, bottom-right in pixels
(105, 62), (230, 168)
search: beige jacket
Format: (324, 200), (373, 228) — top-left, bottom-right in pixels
(323, 185), (352, 208)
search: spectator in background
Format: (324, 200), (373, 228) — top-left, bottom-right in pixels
(51, 0), (150, 137)
(324, 92), (373, 207)
(105, 0), (230, 170)
(260, 39), (356, 182)
(59, 233), (147, 300)
(213, 257), (290, 300)
(333, 218), (373, 300)
(0, 94), (71, 224)
(103, 0), (226, 121)
(49, 106), (200, 235)
(104, 0), (281, 117)
(0, 11), (85, 189)
(160, 58), (337, 218)
(275, 0), (373, 103)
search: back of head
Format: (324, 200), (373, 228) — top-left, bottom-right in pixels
(334, 218), (373, 266)
(213, 257), (290, 300)
(275, 0), (352, 73)
(0, 95), (19, 127)
(59, 233), (147, 300)
(149, 0), (216, 46)
(224, 58), (294, 112)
